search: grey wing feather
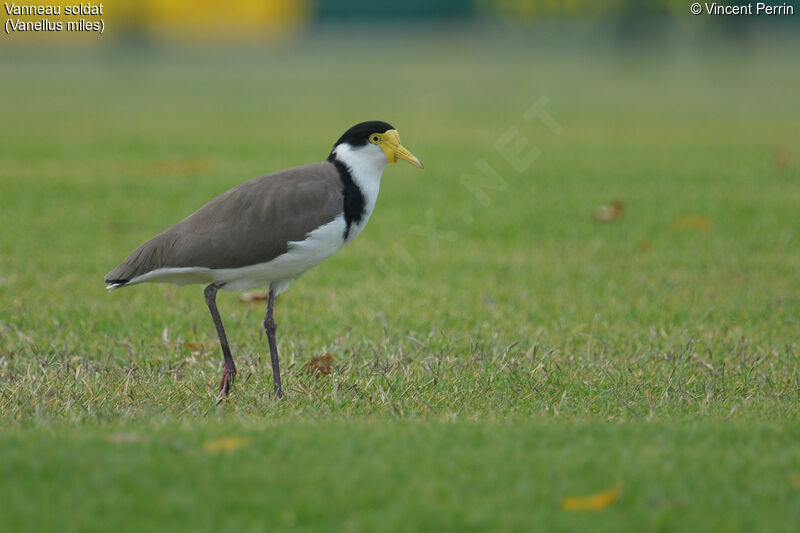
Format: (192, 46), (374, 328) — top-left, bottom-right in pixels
(105, 162), (344, 283)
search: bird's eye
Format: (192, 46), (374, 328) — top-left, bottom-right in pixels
(370, 135), (380, 143)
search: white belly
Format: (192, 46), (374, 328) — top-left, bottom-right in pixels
(123, 214), (351, 293)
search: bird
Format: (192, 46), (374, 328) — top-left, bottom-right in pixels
(105, 121), (423, 402)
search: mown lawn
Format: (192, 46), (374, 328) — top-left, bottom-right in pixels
(2, 420), (800, 532)
(1, 31), (799, 531)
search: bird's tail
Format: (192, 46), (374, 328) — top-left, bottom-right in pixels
(105, 279), (130, 291)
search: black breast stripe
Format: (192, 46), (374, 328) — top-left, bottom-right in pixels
(329, 158), (365, 240)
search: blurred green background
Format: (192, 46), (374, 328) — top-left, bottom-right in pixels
(1, 1), (800, 531)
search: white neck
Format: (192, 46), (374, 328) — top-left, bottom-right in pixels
(333, 143), (388, 218)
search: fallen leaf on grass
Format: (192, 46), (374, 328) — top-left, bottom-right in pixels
(774, 148), (793, 169)
(562, 488), (620, 511)
(593, 200), (625, 222)
(791, 474), (800, 487)
(304, 353), (334, 376)
(239, 290), (268, 303)
(184, 342), (206, 352)
(203, 437), (251, 453)
(674, 215), (712, 231)
(152, 157), (214, 175)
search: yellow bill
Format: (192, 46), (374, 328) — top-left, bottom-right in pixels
(370, 129), (424, 169)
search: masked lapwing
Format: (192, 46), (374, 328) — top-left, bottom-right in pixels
(105, 121), (423, 401)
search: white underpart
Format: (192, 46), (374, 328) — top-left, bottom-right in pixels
(111, 142), (389, 294)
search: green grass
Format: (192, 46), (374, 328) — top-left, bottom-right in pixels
(1, 31), (800, 531)
(3, 420), (800, 532)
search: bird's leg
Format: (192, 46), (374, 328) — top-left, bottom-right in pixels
(204, 282), (237, 403)
(263, 285), (283, 399)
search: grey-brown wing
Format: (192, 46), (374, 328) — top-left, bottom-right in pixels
(105, 162), (344, 283)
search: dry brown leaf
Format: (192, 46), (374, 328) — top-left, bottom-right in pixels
(152, 157), (214, 175)
(304, 353), (335, 377)
(593, 200), (625, 222)
(184, 342), (204, 351)
(562, 488), (619, 511)
(239, 290), (269, 303)
(774, 148), (793, 169)
(203, 437), (251, 453)
(674, 215), (712, 231)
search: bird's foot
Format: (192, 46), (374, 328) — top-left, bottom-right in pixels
(216, 366), (237, 404)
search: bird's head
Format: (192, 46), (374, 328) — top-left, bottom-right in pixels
(329, 121), (424, 171)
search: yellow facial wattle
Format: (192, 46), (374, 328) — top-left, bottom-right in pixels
(369, 129), (424, 169)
